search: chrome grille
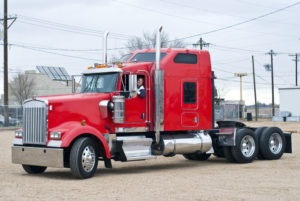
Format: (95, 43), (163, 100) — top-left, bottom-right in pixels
(23, 99), (48, 145)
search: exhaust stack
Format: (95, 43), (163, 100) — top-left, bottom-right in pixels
(154, 25), (164, 144)
(103, 31), (109, 65)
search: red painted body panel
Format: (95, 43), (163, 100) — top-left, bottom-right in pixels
(50, 121), (111, 158)
(37, 48), (213, 157)
(41, 93), (113, 158)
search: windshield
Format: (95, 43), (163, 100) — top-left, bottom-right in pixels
(119, 54), (133, 62)
(130, 52), (166, 62)
(80, 73), (119, 93)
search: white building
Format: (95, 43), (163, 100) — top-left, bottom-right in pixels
(279, 87), (300, 116)
(8, 70), (73, 105)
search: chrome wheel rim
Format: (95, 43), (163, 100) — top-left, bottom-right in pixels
(82, 145), (96, 172)
(269, 133), (282, 154)
(240, 135), (255, 157)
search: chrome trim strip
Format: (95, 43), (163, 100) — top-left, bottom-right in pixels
(103, 31), (109, 65)
(12, 138), (23, 145)
(103, 134), (116, 155)
(11, 146), (64, 168)
(22, 99), (48, 145)
(116, 127), (148, 133)
(137, 70), (151, 124)
(47, 140), (62, 147)
(159, 71), (164, 131)
(154, 25), (164, 144)
(99, 100), (109, 119)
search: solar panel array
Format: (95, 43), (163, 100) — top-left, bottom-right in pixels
(36, 66), (72, 81)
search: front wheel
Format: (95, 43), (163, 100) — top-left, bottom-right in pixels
(22, 165), (47, 174)
(70, 137), (99, 179)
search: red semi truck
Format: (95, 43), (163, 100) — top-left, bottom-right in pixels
(12, 28), (292, 179)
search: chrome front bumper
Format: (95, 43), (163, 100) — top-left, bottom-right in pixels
(12, 146), (64, 168)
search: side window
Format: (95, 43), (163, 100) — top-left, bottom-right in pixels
(121, 74), (130, 98)
(174, 53), (197, 64)
(183, 82), (196, 104)
(120, 74), (146, 99)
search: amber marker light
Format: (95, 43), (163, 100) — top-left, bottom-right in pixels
(81, 120), (86, 126)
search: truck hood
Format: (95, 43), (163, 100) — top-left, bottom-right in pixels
(40, 93), (113, 133)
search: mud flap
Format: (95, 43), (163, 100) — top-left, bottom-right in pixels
(284, 132), (292, 153)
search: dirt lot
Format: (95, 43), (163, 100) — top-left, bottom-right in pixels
(0, 121), (299, 201)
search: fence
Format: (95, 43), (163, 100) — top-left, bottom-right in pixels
(215, 103), (240, 121)
(0, 105), (22, 127)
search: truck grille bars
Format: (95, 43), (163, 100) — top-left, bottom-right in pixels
(23, 99), (48, 145)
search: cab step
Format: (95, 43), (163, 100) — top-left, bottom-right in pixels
(114, 136), (156, 161)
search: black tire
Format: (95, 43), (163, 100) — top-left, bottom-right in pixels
(254, 127), (267, 159)
(212, 142), (225, 158)
(259, 127), (286, 160)
(183, 154), (196, 160)
(224, 147), (236, 163)
(70, 137), (99, 179)
(183, 153), (211, 161)
(231, 128), (258, 163)
(22, 165), (47, 174)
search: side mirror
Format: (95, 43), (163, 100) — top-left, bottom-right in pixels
(129, 74), (137, 98)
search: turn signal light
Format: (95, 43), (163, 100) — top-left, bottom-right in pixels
(96, 64), (108, 68)
(15, 130), (23, 138)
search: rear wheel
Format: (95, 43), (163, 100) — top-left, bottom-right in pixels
(224, 147), (236, 163)
(259, 127), (285, 160)
(70, 137), (99, 179)
(22, 165), (47, 174)
(230, 128), (258, 163)
(254, 127), (267, 159)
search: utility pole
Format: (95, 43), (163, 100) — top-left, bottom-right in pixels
(3, 0), (9, 127)
(200, 38), (203, 50)
(266, 50), (277, 116)
(234, 72), (247, 119)
(252, 56), (258, 121)
(1, 1), (17, 126)
(288, 53), (299, 86)
(193, 37), (209, 50)
(234, 73), (248, 103)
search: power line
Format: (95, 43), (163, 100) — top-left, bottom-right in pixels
(112, 0), (220, 27)
(17, 15), (132, 40)
(173, 1), (300, 41)
(11, 43), (99, 61)
(161, 0), (300, 27)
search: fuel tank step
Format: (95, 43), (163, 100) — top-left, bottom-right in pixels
(114, 136), (156, 161)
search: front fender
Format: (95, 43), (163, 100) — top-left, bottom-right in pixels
(51, 122), (111, 158)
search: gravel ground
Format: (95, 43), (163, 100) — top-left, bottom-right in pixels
(0, 121), (299, 201)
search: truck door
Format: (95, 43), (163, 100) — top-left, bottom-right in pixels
(120, 73), (148, 126)
(181, 80), (199, 127)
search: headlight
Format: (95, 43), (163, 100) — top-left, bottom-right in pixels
(50, 131), (61, 139)
(15, 130), (23, 138)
